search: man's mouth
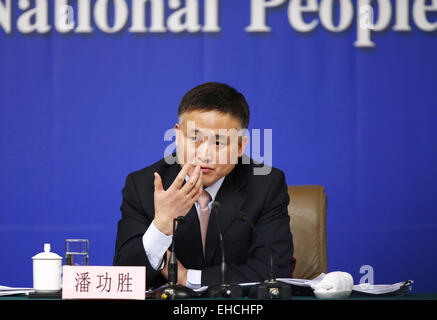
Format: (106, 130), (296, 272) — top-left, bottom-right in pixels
(199, 166), (214, 174)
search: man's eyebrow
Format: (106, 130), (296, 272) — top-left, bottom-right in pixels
(215, 134), (228, 140)
(187, 128), (238, 139)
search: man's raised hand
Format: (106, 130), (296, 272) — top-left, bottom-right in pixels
(153, 163), (203, 235)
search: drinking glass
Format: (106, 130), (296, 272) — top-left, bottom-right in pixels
(65, 239), (89, 266)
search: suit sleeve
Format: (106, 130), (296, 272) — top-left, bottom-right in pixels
(201, 169), (293, 286)
(113, 174), (166, 288)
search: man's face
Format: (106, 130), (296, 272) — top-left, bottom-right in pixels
(175, 110), (248, 187)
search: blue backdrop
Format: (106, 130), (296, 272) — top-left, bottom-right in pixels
(1, 0), (436, 292)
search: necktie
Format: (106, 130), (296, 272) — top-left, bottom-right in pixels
(197, 190), (212, 254)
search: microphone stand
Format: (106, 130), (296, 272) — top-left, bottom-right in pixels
(151, 216), (197, 299)
(240, 212), (292, 299)
(203, 202), (243, 298)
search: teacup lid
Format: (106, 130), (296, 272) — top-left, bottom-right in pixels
(32, 243), (62, 260)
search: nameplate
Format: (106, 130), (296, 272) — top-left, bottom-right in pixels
(62, 266), (146, 300)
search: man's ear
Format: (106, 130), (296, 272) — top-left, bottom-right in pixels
(238, 135), (249, 157)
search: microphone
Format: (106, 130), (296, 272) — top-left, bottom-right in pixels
(239, 211), (292, 299)
(167, 216), (185, 285)
(151, 216), (197, 299)
(203, 201), (243, 298)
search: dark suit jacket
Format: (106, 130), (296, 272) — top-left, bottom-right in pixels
(113, 155), (293, 289)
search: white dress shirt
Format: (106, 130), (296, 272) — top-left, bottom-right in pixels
(142, 175), (225, 289)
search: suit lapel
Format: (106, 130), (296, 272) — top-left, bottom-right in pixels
(161, 160), (181, 190)
(204, 164), (247, 265)
(174, 205), (204, 267)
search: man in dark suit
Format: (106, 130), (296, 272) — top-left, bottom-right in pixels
(113, 82), (293, 290)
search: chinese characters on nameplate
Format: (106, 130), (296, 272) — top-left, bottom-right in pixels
(62, 266), (146, 300)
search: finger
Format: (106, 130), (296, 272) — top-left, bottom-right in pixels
(188, 170), (203, 199)
(190, 187), (203, 206)
(181, 165), (200, 195)
(154, 172), (164, 192)
(170, 163), (191, 191)
(190, 182), (203, 202)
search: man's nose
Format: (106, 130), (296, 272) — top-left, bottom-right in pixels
(196, 141), (213, 163)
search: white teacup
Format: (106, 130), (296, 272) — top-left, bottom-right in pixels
(32, 243), (63, 292)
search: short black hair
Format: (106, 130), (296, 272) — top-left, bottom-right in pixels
(178, 82), (250, 129)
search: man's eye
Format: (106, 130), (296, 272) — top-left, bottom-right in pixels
(216, 140), (227, 146)
(189, 136), (198, 141)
